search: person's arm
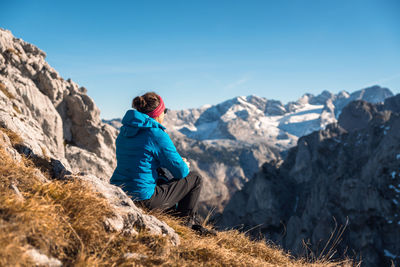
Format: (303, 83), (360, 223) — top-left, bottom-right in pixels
(152, 130), (190, 179)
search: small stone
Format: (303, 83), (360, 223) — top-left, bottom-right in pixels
(24, 248), (62, 267)
(124, 252), (148, 260)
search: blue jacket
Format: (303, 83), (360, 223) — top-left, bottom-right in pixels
(110, 110), (190, 200)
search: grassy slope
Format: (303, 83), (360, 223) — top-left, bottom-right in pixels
(0, 129), (353, 266)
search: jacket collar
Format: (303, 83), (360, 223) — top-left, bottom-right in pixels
(121, 109), (166, 130)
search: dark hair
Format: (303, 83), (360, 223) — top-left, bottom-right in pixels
(132, 92), (160, 113)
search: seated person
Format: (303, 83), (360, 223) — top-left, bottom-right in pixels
(110, 92), (215, 235)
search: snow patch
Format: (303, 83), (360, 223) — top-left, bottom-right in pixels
(175, 124), (197, 132)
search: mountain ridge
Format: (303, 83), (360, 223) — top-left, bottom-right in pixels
(219, 93), (400, 267)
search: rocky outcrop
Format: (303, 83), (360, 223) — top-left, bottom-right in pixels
(0, 28), (117, 180)
(73, 173), (179, 245)
(338, 101), (391, 132)
(219, 94), (400, 267)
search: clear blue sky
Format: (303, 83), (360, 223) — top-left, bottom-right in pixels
(2, 0), (400, 119)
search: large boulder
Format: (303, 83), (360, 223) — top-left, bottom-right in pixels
(0, 28), (117, 180)
(75, 174), (180, 245)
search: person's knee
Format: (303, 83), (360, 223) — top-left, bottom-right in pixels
(190, 171), (203, 187)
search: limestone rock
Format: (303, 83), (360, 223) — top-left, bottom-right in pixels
(0, 28), (117, 180)
(75, 174), (180, 245)
(65, 144), (115, 181)
(384, 93), (400, 113)
(24, 248), (62, 267)
(338, 101), (380, 131)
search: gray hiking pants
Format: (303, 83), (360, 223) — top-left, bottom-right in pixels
(136, 171), (203, 217)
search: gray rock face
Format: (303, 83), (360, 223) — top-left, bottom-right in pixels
(383, 94), (400, 114)
(0, 28), (117, 180)
(65, 144), (115, 181)
(219, 94), (400, 267)
(338, 101), (391, 132)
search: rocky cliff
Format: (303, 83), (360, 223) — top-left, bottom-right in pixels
(0, 28), (117, 180)
(219, 94), (400, 266)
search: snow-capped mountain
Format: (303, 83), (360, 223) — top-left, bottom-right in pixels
(104, 85), (393, 214)
(164, 85), (393, 151)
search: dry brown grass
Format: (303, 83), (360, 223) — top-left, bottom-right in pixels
(40, 145), (50, 160)
(0, 145), (115, 266)
(0, 128), (54, 176)
(154, 213), (354, 267)
(0, 82), (15, 99)
(0, 127), (23, 145)
(0, 142), (354, 267)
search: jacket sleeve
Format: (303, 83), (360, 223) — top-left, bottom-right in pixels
(151, 129), (190, 179)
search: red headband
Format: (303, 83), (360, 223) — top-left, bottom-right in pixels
(146, 95), (165, 118)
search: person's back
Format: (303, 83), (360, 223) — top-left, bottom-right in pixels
(110, 109), (189, 200)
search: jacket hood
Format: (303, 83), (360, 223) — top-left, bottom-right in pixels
(120, 110), (165, 137)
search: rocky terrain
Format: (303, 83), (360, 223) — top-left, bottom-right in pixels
(105, 86), (393, 213)
(219, 94), (400, 266)
(0, 28), (117, 181)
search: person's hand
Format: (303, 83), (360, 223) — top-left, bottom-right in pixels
(182, 157), (190, 169)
